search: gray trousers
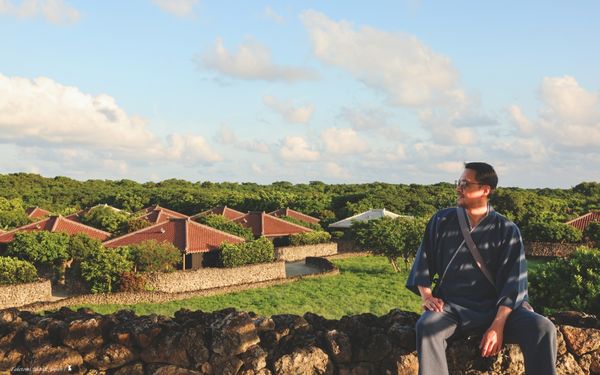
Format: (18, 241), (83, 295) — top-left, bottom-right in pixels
(415, 306), (557, 375)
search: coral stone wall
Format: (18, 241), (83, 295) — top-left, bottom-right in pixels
(146, 261), (286, 293)
(275, 243), (337, 262)
(0, 308), (598, 374)
(524, 241), (582, 258)
(0, 279), (51, 309)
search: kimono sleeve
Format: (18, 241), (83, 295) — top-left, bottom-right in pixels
(495, 222), (528, 309)
(405, 213), (438, 296)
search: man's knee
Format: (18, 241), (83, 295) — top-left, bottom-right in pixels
(416, 312), (452, 339)
(535, 315), (557, 340)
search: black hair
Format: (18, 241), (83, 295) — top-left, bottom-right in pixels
(464, 162), (498, 190)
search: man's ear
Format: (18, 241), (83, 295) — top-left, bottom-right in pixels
(482, 185), (492, 198)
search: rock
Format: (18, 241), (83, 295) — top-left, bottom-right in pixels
(381, 309), (420, 328)
(273, 346), (333, 375)
(0, 308), (21, 327)
(356, 333), (391, 362)
(0, 346), (24, 371)
(239, 345), (268, 372)
(552, 311), (599, 329)
(303, 312), (336, 331)
(150, 365), (202, 375)
(447, 336), (500, 373)
(338, 362), (376, 375)
(113, 362), (144, 375)
(63, 317), (104, 352)
(180, 324), (210, 365)
(388, 323), (416, 351)
(82, 343), (136, 370)
(25, 345), (84, 375)
(211, 311), (260, 356)
(561, 326), (600, 356)
(140, 330), (190, 367)
(323, 330), (352, 364)
(578, 349), (600, 375)
(210, 354), (244, 375)
(557, 326), (567, 356)
(24, 325), (51, 349)
(556, 353), (586, 375)
(384, 350), (418, 375)
(499, 344), (525, 375)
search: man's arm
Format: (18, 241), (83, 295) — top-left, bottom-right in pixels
(479, 305), (512, 357)
(418, 285), (444, 312)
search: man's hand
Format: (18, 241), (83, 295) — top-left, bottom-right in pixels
(479, 322), (504, 357)
(422, 296), (444, 312)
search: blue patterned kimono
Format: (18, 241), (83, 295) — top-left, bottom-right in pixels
(406, 206), (528, 329)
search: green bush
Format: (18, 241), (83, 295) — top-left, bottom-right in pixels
(329, 231), (344, 240)
(521, 221), (583, 243)
(80, 248), (133, 293)
(585, 222), (600, 245)
(0, 257), (38, 285)
(116, 271), (147, 292)
(195, 214), (254, 241)
(7, 231), (70, 281)
(529, 247), (600, 316)
(126, 240), (182, 273)
(68, 233), (103, 261)
(279, 215), (323, 231)
(289, 231), (331, 246)
(220, 237), (275, 268)
(80, 205), (130, 235)
(0, 197), (31, 229)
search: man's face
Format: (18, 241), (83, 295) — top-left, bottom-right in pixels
(456, 169), (489, 208)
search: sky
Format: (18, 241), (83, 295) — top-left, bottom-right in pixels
(1, 0), (599, 188)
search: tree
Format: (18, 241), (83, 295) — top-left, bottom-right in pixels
(521, 221), (583, 243)
(352, 217), (426, 272)
(585, 222), (600, 246)
(80, 205), (130, 235)
(0, 257), (38, 285)
(195, 214), (254, 241)
(0, 197), (30, 229)
(126, 240), (182, 273)
(80, 247), (133, 293)
(6, 231), (70, 281)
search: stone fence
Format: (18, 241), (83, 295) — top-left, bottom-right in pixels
(0, 307), (597, 374)
(275, 242), (337, 262)
(524, 241), (587, 258)
(0, 279), (51, 310)
(147, 261), (286, 293)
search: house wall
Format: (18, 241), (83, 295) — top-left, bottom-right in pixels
(274, 242), (337, 262)
(147, 261), (286, 293)
(0, 279), (52, 309)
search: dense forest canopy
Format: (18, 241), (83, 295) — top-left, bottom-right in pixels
(1, 173), (599, 234)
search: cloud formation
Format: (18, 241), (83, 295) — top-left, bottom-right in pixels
(321, 127), (369, 154)
(264, 6), (284, 24)
(263, 95), (314, 124)
(301, 10), (463, 108)
(152, 0), (198, 18)
(0, 73), (221, 165)
(0, 0), (79, 24)
(201, 37), (318, 82)
(280, 136), (319, 161)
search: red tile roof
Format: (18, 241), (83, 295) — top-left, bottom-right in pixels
(566, 211), (600, 232)
(193, 206), (246, 221)
(135, 205), (189, 224)
(25, 207), (51, 219)
(104, 218), (244, 253)
(0, 216), (111, 243)
(233, 211), (313, 238)
(269, 207), (320, 224)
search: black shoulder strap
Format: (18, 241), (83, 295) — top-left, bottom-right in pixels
(456, 207), (495, 287)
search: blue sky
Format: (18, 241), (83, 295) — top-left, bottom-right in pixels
(1, 0), (599, 188)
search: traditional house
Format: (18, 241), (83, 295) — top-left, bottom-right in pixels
(25, 207), (51, 220)
(192, 206), (246, 221)
(269, 207), (320, 225)
(103, 217), (245, 269)
(134, 204), (189, 224)
(566, 211), (600, 232)
(233, 211), (312, 239)
(328, 208), (410, 229)
(0, 215), (111, 251)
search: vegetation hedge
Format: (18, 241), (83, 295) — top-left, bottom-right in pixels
(7, 231), (70, 281)
(585, 221), (600, 246)
(124, 240), (182, 273)
(80, 247), (133, 293)
(279, 215), (323, 231)
(0, 257), (38, 285)
(195, 214), (254, 241)
(289, 231), (331, 246)
(80, 205), (129, 235)
(529, 246), (600, 316)
(521, 221), (583, 243)
(220, 237), (274, 268)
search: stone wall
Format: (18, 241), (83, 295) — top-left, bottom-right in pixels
(525, 241), (583, 258)
(0, 308), (598, 375)
(275, 242), (337, 262)
(0, 279), (51, 309)
(147, 261), (286, 293)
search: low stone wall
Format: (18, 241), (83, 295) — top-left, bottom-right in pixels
(147, 261), (286, 293)
(0, 308), (597, 374)
(335, 239), (371, 253)
(0, 279), (52, 309)
(525, 241), (582, 258)
(275, 242), (337, 262)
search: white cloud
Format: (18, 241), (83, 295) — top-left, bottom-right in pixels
(264, 6), (284, 24)
(300, 10), (463, 108)
(0, 73), (222, 165)
(280, 136), (320, 161)
(339, 106), (391, 130)
(215, 124), (237, 145)
(385, 144), (407, 161)
(0, 0), (79, 24)
(512, 76), (600, 149)
(325, 162), (351, 179)
(436, 161), (463, 173)
(263, 95), (314, 124)
(152, 0), (198, 18)
(201, 37), (318, 82)
(240, 140), (270, 154)
(321, 127), (370, 155)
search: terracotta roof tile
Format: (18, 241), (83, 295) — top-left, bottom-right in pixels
(25, 207), (51, 219)
(104, 218), (244, 253)
(193, 206), (246, 220)
(135, 205), (189, 224)
(269, 207), (320, 224)
(566, 211), (600, 232)
(233, 211), (312, 238)
(0, 216), (111, 243)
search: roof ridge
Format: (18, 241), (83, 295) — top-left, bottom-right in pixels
(188, 219), (246, 241)
(264, 212), (313, 232)
(59, 216), (112, 236)
(103, 219), (170, 245)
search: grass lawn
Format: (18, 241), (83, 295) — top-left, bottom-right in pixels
(74, 255), (550, 319)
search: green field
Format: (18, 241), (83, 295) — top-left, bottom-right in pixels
(75, 255), (548, 318)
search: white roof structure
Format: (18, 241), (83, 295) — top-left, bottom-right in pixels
(328, 208), (411, 229)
